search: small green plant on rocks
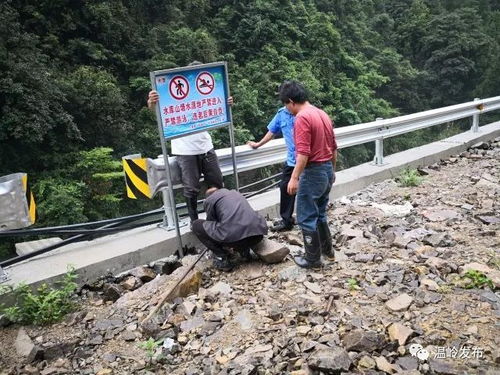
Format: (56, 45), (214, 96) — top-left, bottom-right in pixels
(347, 278), (360, 291)
(138, 338), (163, 365)
(0, 266), (78, 325)
(461, 270), (494, 289)
(396, 168), (423, 187)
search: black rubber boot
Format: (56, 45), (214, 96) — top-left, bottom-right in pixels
(213, 256), (235, 272)
(270, 220), (293, 232)
(209, 245), (235, 272)
(185, 196), (199, 222)
(317, 221), (334, 259)
(294, 229), (322, 269)
(240, 247), (259, 262)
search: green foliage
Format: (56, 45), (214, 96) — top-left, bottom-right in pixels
(396, 168), (423, 187)
(0, 267), (78, 325)
(33, 147), (128, 226)
(347, 278), (360, 291)
(35, 178), (88, 226)
(461, 270), (495, 290)
(138, 338), (163, 363)
(0, 242), (13, 262)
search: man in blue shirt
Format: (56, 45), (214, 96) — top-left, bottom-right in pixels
(247, 107), (296, 231)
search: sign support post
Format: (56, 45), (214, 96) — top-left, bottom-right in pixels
(224, 64), (239, 190)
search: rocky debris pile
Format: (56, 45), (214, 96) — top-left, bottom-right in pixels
(1, 137), (499, 375)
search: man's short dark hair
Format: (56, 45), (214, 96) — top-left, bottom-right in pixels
(279, 80), (308, 104)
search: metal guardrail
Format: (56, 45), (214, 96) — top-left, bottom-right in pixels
(147, 95), (500, 181)
(217, 95), (500, 169)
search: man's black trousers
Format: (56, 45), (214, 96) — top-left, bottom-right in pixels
(279, 165), (296, 226)
(191, 219), (263, 258)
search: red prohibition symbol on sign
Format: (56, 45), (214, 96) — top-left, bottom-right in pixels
(196, 72), (215, 95)
(169, 75), (189, 100)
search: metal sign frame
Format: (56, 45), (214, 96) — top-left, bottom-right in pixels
(150, 62), (239, 254)
(150, 62), (233, 140)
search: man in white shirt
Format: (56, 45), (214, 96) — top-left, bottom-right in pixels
(147, 91), (232, 223)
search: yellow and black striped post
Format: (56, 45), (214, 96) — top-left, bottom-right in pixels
(21, 174), (36, 224)
(122, 155), (152, 199)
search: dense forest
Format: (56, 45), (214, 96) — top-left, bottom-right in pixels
(1, 0), (499, 256)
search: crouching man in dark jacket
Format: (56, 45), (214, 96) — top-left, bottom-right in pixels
(191, 187), (268, 271)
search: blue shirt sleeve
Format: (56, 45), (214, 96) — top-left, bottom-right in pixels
(267, 111), (282, 135)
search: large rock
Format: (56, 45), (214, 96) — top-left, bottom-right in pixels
(387, 323), (413, 345)
(425, 257), (457, 274)
(385, 293), (413, 312)
(341, 330), (386, 352)
(375, 356), (399, 374)
(422, 209), (460, 222)
(15, 328), (34, 357)
(120, 276), (140, 291)
(152, 255), (182, 275)
(371, 202), (413, 217)
(308, 348), (352, 373)
(476, 215), (500, 225)
(129, 266), (157, 282)
(253, 238), (289, 264)
(42, 339), (79, 360)
(420, 278), (439, 291)
(102, 283), (123, 302)
(423, 233), (455, 247)
(340, 224), (364, 239)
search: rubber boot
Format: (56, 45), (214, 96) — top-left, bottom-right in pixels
(185, 196), (199, 222)
(294, 229), (322, 269)
(209, 246), (235, 272)
(317, 221), (334, 259)
(213, 256), (235, 272)
(240, 247), (259, 262)
(270, 220), (293, 232)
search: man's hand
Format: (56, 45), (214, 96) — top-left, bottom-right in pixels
(247, 141), (260, 149)
(147, 90), (159, 110)
(227, 96), (234, 106)
(287, 176), (299, 195)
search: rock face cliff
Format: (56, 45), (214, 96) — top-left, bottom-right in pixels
(1, 138), (499, 375)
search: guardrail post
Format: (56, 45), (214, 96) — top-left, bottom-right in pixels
(373, 117), (385, 166)
(471, 98), (480, 133)
(0, 266), (9, 283)
(161, 189), (176, 229)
